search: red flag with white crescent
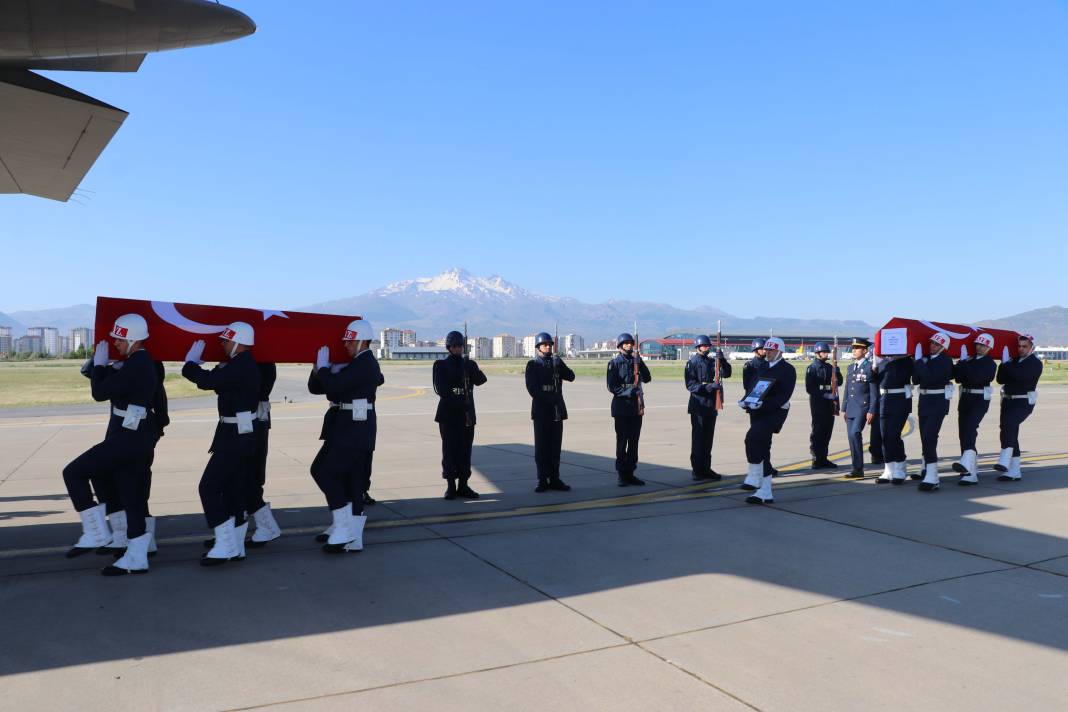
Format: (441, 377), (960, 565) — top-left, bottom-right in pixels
(94, 297), (361, 363)
(874, 317), (1020, 360)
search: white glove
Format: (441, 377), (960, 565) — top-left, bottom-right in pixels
(185, 340), (206, 364)
(914, 343), (923, 360)
(329, 363), (345, 374)
(315, 346), (330, 370)
(1002, 345), (1010, 362)
(93, 341), (109, 367)
(959, 344), (969, 361)
(737, 400), (748, 411)
(111, 361), (124, 370)
(749, 400), (763, 410)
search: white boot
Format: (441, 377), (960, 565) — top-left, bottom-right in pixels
(234, 521), (248, 560)
(146, 516), (158, 554)
(994, 447), (1013, 472)
(68, 503), (112, 557)
(324, 505), (354, 552)
(250, 503), (281, 545)
(919, 463), (940, 491)
(343, 514), (367, 552)
(202, 517), (239, 565)
(103, 532), (151, 576)
(316, 523), (334, 543)
(958, 450), (978, 485)
(101, 510), (128, 553)
(1000, 456), (1022, 481)
(746, 475), (774, 504)
(876, 462), (893, 483)
(889, 461), (907, 484)
(741, 462), (763, 490)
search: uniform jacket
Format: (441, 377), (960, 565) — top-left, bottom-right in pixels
(607, 352), (652, 418)
(183, 349), (262, 454)
(525, 354), (575, 421)
(805, 358), (843, 414)
(742, 356), (765, 394)
(685, 351), (732, 415)
(308, 349), (383, 451)
(433, 354), (488, 425)
(912, 351), (953, 417)
(842, 357), (877, 418)
(876, 356), (914, 416)
(996, 353), (1042, 396)
(748, 357), (796, 432)
(89, 348), (160, 449)
(953, 355), (996, 410)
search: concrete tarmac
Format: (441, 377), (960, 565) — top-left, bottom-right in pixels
(1, 364), (1066, 711)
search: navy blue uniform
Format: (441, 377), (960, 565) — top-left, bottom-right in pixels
(183, 350), (262, 528)
(684, 351), (732, 478)
(525, 354), (576, 483)
(806, 358), (842, 462)
(246, 362), (276, 515)
(64, 349), (161, 539)
(433, 354), (487, 481)
(607, 353), (652, 478)
(842, 357), (878, 471)
(912, 352), (953, 466)
(953, 355), (996, 452)
(996, 353), (1042, 456)
(877, 356), (914, 464)
(308, 350), (382, 513)
(743, 355), (779, 475)
(743, 358), (796, 468)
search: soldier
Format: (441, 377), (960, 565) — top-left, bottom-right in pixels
(434, 330), (488, 500)
(952, 333), (997, 485)
(62, 314), (160, 575)
(607, 333), (652, 486)
(806, 341), (842, 470)
(912, 332), (954, 492)
(182, 321), (261, 566)
(738, 336), (795, 504)
(524, 332), (576, 492)
(743, 338), (778, 476)
(246, 362), (282, 546)
(841, 338), (877, 478)
(684, 335), (732, 481)
(874, 348), (915, 485)
(308, 319), (381, 553)
(994, 333), (1042, 481)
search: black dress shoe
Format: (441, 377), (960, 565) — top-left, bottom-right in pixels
(363, 492), (376, 506)
(909, 473), (923, 481)
(918, 482), (939, 492)
(534, 481), (549, 493)
(845, 469), (865, 478)
(951, 462), (968, 474)
(745, 495), (773, 505)
(315, 532), (330, 543)
(322, 542), (352, 554)
(203, 538), (215, 549)
(547, 479), (571, 491)
(96, 545), (123, 556)
(691, 472), (721, 482)
(891, 478), (905, 486)
(993, 464), (1008, 473)
(996, 475), (1019, 482)
(200, 555), (230, 567)
(740, 482), (758, 491)
(66, 546), (95, 559)
(245, 539), (269, 549)
(622, 475), (645, 486)
(456, 483), (481, 499)
(768, 467), (779, 476)
(101, 565), (147, 576)
(444, 480), (457, 500)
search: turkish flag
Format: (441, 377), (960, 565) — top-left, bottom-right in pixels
(95, 296), (362, 363)
(874, 317), (1020, 360)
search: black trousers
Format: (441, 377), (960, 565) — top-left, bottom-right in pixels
(614, 415), (643, 475)
(748, 413), (777, 474)
(999, 400), (1035, 456)
(440, 420), (475, 480)
(846, 416), (867, 470)
(245, 428), (270, 514)
(957, 397), (990, 452)
(744, 415), (779, 467)
(918, 402), (948, 466)
(809, 401), (835, 460)
(311, 438), (371, 514)
(63, 438), (152, 538)
(689, 412), (718, 477)
(880, 407), (909, 463)
(533, 419), (563, 482)
(868, 413), (883, 462)
(199, 446), (253, 529)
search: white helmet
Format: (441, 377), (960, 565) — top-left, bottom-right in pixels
(343, 319), (374, 342)
(974, 333), (995, 349)
(110, 313), (149, 342)
(929, 332), (950, 350)
(220, 321), (254, 346)
(764, 337), (785, 352)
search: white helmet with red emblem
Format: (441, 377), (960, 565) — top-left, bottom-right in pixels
(929, 332), (950, 350)
(343, 319), (375, 342)
(110, 313), (149, 342)
(973, 333), (995, 349)
(220, 322), (255, 346)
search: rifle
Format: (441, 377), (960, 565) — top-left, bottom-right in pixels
(553, 322), (561, 421)
(463, 322), (472, 427)
(714, 319), (723, 410)
(831, 335), (840, 416)
(634, 322), (645, 416)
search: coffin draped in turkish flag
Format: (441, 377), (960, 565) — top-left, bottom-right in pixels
(874, 317), (1020, 360)
(95, 297), (361, 363)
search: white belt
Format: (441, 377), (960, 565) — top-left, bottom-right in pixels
(1003, 393), (1035, 400)
(113, 405), (147, 431)
(540, 385), (556, 392)
(219, 411), (256, 434)
(818, 385), (833, 391)
(256, 401), (271, 421)
(331, 402), (374, 411)
(962, 388), (986, 395)
(918, 388), (945, 395)
(880, 388), (908, 395)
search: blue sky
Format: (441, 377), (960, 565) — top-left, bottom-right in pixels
(3, 0), (1066, 324)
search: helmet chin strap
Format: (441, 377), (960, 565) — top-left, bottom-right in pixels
(123, 339), (135, 356)
(229, 341), (240, 359)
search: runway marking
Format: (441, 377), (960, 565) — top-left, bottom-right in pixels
(3, 449), (1067, 561)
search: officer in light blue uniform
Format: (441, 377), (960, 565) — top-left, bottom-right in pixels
(993, 333), (1042, 481)
(911, 332), (955, 491)
(841, 338), (877, 478)
(684, 335), (732, 481)
(806, 342), (842, 470)
(607, 333), (652, 486)
(952, 333), (997, 485)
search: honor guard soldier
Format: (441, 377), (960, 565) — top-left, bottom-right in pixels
(841, 338), (877, 478)
(952, 334), (997, 485)
(911, 332), (954, 491)
(434, 330), (488, 500)
(874, 349), (915, 484)
(525, 332), (576, 492)
(183, 322), (261, 566)
(994, 334), (1042, 481)
(308, 319), (381, 553)
(246, 363), (282, 546)
(743, 338), (778, 476)
(738, 336), (795, 504)
(684, 335), (732, 481)
(63, 314), (161, 575)
(806, 342), (842, 470)
(607, 333), (652, 486)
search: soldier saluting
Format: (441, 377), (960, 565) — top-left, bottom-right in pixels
(434, 329), (488, 500)
(806, 341), (842, 470)
(994, 333), (1042, 481)
(912, 332), (954, 492)
(841, 338), (877, 478)
(684, 335), (731, 481)
(607, 333), (652, 487)
(952, 333), (997, 485)
(525, 332), (575, 492)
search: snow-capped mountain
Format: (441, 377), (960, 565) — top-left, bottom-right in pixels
(301, 268), (875, 341)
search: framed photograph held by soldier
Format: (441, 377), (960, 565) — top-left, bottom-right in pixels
(741, 377), (776, 408)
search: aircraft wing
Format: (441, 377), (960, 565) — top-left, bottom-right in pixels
(0, 70), (127, 202)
